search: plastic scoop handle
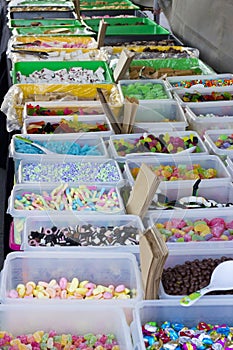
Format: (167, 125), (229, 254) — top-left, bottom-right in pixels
(15, 135), (56, 154)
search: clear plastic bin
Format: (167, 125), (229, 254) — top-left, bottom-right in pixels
(124, 154), (231, 185)
(166, 73), (233, 89)
(185, 101), (233, 138)
(23, 100), (108, 119)
(0, 303), (133, 349)
(158, 247), (233, 300)
(226, 156), (233, 179)
(0, 251), (143, 306)
(7, 182), (125, 218)
(131, 300), (233, 350)
(10, 133), (109, 172)
(149, 207), (233, 250)
(204, 129), (233, 159)
(108, 131), (208, 162)
(22, 114), (114, 139)
(148, 180), (233, 211)
(133, 100), (188, 132)
(17, 158), (123, 184)
(118, 79), (173, 104)
(21, 213), (144, 257)
(173, 86), (233, 106)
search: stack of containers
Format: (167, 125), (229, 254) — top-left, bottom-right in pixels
(1, 0), (233, 347)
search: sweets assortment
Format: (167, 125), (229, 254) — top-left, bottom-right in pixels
(26, 104), (104, 116)
(182, 91), (233, 102)
(0, 331), (120, 349)
(121, 82), (168, 100)
(214, 133), (233, 149)
(171, 77), (233, 88)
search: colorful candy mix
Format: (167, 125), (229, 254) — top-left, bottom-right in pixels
(26, 104), (104, 116)
(156, 217), (233, 242)
(171, 78), (233, 88)
(214, 134), (233, 149)
(182, 91), (233, 102)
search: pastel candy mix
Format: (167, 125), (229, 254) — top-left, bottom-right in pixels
(214, 133), (233, 149)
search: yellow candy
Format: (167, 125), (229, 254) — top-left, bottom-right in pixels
(79, 280), (89, 288)
(61, 334), (68, 346)
(37, 291), (47, 299)
(74, 287), (88, 296)
(16, 284), (26, 298)
(194, 223), (210, 235)
(67, 277), (79, 293)
(27, 281), (36, 289)
(93, 286), (106, 295)
(48, 279), (57, 288)
(36, 285), (45, 292)
(156, 223), (164, 229)
(33, 331), (44, 343)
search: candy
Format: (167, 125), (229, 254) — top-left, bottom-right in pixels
(130, 163), (217, 181)
(14, 137), (102, 155)
(156, 217), (233, 242)
(182, 91), (233, 102)
(197, 113), (233, 118)
(0, 331), (120, 349)
(162, 256), (233, 296)
(142, 321), (233, 350)
(214, 133), (233, 149)
(171, 78), (233, 88)
(14, 184), (122, 213)
(13, 38), (96, 49)
(114, 133), (201, 156)
(16, 66), (106, 84)
(28, 223), (140, 247)
(121, 82), (168, 100)
(21, 161), (121, 183)
(8, 278), (136, 300)
(26, 119), (109, 134)
(26, 104), (104, 116)
(129, 66), (200, 79)
(110, 39), (180, 47)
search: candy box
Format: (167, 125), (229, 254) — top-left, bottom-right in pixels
(9, 9), (77, 19)
(108, 131), (208, 162)
(0, 251), (143, 307)
(166, 73), (233, 89)
(7, 182), (125, 219)
(185, 101), (233, 138)
(131, 299), (233, 350)
(22, 114), (114, 139)
(149, 207), (233, 250)
(118, 79), (173, 104)
(21, 214), (144, 257)
(9, 133), (109, 172)
(124, 154), (231, 185)
(204, 129), (233, 159)
(132, 100), (187, 132)
(17, 158), (123, 184)
(158, 246), (233, 301)
(0, 304), (133, 348)
(148, 180), (233, 211)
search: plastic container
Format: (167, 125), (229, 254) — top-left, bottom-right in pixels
(132, 100), (187, 132)
(17, 158), (123, 184)
(23, 100), (114, 119)
(124, 154), (231, 185)
(131, 299), (233, 350)
(7, 182), (125, 218)
(10, 10), (76, 19)
(149, 207), (233, 250)
(158, 247), (233, 300)
(10, 133), (109, 172)
(9, 18), (81, 27)
(173, 86), (233, 106)
(108, 131), (208, 162)
(0, 251), (143, 306)
(12, 61), (113, 84)
(118, 79), (173, 103)
(21, 214), (143, 255)
(12, 26), (95, 36)
(148, 180), (233, 211)
(185, 101), (233, 138)
(166, 73), (233, 89)
(0, 304), (133, 349)
(226, 156), (233, 179)
(204, 129), (233, 159)
(22, 114), (114, 139)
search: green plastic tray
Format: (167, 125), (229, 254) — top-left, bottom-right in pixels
(130, 58), (215, 75)
(10, 19), (81, 27)
(12, 26), (94, 36)
(12, 61), (113, 84)
(86, 20), (169, 36)
(84, 17), (156, 27)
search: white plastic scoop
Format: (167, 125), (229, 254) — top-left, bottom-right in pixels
(15, 135), (56, 154)
(180, 260), (233, 306)
(155, 146), (196, 156)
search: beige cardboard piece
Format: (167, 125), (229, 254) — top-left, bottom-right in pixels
(97, 20), (108, 49)
(113, 49), (135, 83)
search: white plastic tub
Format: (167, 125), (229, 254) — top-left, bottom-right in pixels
(0, 304), (133, 349)
(131, 300), (233, 350)
(185, 101), (233, 138)
(124, 154), (231, 185)
(17, 158), (123, 184)
(8, 182), (125, 218)
(0, 251), (143, 306)
(204, 129), (233, 159)
(109, 131), (208, 162)
(22, 114), (114, 139)
(21, 214), (144, 257)
(133, 100), (187, 132)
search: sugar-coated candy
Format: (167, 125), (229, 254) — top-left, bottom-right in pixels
(142, 321), (233, 350)
(214, 133), (233, 150)
(121, 82), (168, 100)
(156, 217), (233, 242)
(0, 331), (120, 349)
(8, 277), (136, 300)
